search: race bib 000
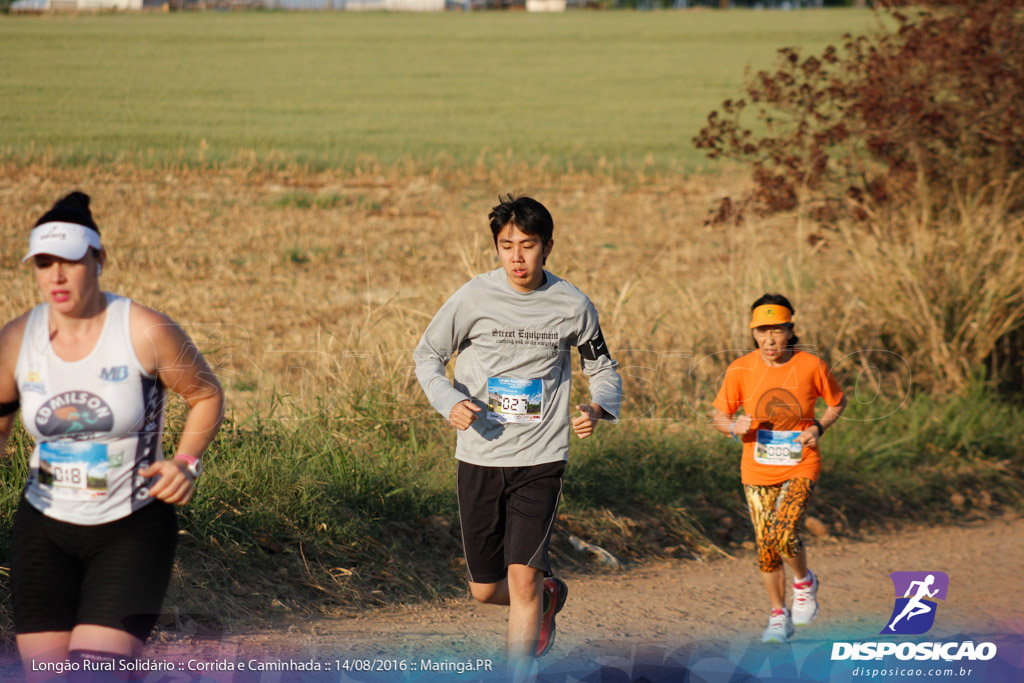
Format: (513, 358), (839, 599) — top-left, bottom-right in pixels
(487, 377), (543, 424)
(38, 441), (109, 499)
(753, 430), (803, 466)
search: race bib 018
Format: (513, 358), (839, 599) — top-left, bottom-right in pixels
(487, 377), (543, 424)
(753, 429), (803, 466)
(38, 441), (109, 499)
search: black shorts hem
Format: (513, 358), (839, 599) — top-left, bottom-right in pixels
(14, 618), (157, 643)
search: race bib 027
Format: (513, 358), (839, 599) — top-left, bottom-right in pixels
(38, 441), (109, 499)
(487, 377), (544, 424)
(753, 429), (803, 466)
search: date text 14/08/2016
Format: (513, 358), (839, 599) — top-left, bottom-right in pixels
(339, 659), (495, 674)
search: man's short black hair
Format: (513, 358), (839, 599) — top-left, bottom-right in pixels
(488, 194), (554, 245)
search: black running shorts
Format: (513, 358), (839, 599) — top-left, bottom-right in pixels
(456, 460), (565, 584)
(11, 495), (178, 642)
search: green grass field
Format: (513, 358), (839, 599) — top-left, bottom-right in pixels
(0, 9), (877, 169)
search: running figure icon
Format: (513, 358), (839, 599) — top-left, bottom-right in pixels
(888, 574), (939, 631)
(881, 571), (949, 635)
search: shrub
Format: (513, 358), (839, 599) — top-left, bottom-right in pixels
(694, 0), (1024, 225)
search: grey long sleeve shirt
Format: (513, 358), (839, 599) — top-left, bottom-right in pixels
(414, 268), (622, 467)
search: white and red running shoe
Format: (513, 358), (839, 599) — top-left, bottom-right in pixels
(791, 569), (820, 625)
(761, 607), (795, 644)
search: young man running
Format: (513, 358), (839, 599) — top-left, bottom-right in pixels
(414, 195), (621, 676)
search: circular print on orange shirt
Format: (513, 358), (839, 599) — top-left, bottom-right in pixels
(754, 388), (802, 431)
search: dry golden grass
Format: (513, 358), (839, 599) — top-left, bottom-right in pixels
(2, 159), (1019, 421)
(833, 181), (1024, 391)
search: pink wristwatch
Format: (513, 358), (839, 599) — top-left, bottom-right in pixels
(174, 453), (203, 479)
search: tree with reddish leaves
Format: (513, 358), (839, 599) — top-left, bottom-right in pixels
(694, 0), (1024, 225)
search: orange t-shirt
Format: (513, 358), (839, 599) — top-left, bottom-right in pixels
(712, 349), (844, 486)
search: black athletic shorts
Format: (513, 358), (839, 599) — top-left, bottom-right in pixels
(456, 460), (565, 584)
(11, 495), (178, 642)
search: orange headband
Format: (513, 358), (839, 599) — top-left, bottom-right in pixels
(749, 304), (793, 329)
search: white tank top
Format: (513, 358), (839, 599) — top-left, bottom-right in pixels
(15, 293), (166, 525)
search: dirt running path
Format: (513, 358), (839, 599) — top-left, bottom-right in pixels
(154, 514), (1023, 672)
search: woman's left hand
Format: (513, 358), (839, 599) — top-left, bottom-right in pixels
(140, 458), (196, 505)
(795, 426), (820, 449)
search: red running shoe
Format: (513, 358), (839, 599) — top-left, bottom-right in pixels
(536, 577), (568, 657)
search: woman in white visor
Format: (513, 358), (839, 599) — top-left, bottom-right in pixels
(0, 191), (225, 680)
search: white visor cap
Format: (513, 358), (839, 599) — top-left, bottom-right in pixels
(23, 222), (103, 263)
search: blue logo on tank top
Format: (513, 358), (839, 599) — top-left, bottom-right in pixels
(99, 365), (130, 383)
(35, 391), (114, 439)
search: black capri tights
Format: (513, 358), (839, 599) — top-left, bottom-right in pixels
(11, 496), (178, 642)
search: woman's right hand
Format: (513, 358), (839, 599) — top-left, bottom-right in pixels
(731, 414), (754, 436)
(140, 458), (196, 505)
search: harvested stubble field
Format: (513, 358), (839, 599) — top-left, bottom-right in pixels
(0, 159), (898, 415)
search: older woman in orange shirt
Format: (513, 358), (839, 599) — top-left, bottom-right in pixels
(711, 293), (847, 644)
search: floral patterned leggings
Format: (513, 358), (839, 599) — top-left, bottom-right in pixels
(743, 477), (815, 573)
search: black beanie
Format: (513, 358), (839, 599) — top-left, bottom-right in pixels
(35, 191), (100, 234)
